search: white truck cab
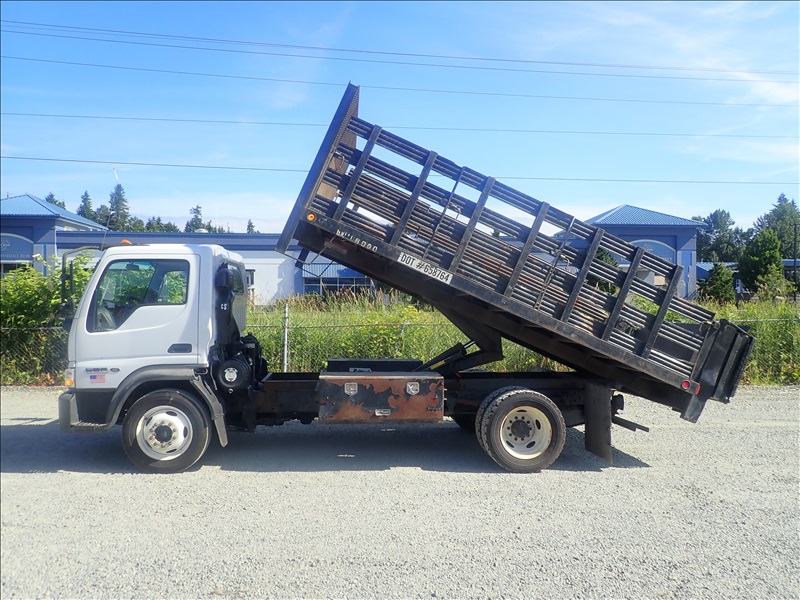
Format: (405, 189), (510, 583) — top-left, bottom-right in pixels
(60, 243), (251, 471)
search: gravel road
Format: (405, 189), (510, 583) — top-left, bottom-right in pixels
(1, 385), (798, 599)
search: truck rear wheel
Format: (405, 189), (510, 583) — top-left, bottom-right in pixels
(478, 387), (566, 473)
(122, 389), (211, 473)
(475, 386), (520, 452)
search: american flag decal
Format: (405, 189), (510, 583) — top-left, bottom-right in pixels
(89, 374), (106, 384)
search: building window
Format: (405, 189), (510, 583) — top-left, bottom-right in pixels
(1, 263), (28, 277)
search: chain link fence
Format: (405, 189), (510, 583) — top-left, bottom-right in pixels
(2, 317), (798, 386)
(1, 327), (69, 385)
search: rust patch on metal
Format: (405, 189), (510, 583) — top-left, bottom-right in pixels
(317, 373), (444, 423)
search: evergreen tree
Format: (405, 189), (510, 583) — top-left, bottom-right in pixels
(698, 263), (735, 303)
(94, 204), (111, 227)
(206, 222), (227, 234)
(76, 191), (96, 222)
(184, 205), (225, 233)
(107, 184), (131, 231)
(184, 205), (205, 232)
(738, 229), (784, 292)
(692, 209), (749, 262)
(246, 219), (258, 234)
(145, 216), (180, 232)
(44, 192), (66, 209)
(754, 193), (800, 258)
(129, 217), (146, 232)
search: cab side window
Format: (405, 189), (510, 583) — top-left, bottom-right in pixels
(90, 259), (189, 332)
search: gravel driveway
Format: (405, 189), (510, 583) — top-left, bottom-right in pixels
(1, 385), (798, 599)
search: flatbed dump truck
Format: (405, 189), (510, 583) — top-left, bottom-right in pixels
(59, 84), (754, 473)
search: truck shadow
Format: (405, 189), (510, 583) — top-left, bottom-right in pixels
(0, 421), (649, 475)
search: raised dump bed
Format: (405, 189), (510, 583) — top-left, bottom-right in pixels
(278, 84), (753, 422)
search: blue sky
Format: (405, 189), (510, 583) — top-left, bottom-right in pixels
(1, 1), (797, 234)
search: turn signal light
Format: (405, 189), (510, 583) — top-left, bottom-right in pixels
(64, 368), (75, 388)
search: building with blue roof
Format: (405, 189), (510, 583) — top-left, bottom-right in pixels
(1, 194), (106, 275)
(571, 205), (706, 298)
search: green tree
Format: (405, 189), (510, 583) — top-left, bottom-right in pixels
(76, 191), (96, 222)
(185, 205), (205, 232)
(44, 192), (66, 209)
(738, 229), (784, 292)
(692, 209), (749, 262)
(145, 216), (181, 232)
(246, 219), (259, 234)
(754, 193), (800, 258)
(756, 264), (794, 302)
(94, 204), (111, 227)
(184, 205), (226, 233)
(128, 217), (146, 232)
(698, 263), (735, 303)
(107, 184), (131, 231)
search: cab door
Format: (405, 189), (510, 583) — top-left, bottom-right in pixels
(74, 254), (200, 390)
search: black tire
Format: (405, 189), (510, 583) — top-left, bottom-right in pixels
(122, 389), (211, 473)
(475, 386), (521, 453)
(450, 413), (477, 431)
(478, 387), (566, 473)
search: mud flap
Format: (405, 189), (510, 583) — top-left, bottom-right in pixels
(584, 382), (613, 463)
(681, 394), (706, 424)
(191, 378), (229, 447)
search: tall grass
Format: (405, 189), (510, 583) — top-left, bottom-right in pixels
(246, 293), (463, 372)
(245, 294), (798, 384)
(705, 301), (800, 384)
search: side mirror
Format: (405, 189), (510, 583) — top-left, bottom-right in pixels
(58, 298), (76, 331)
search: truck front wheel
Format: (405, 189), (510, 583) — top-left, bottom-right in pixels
(122, 389), (211, 473)
(478, 388), (566, 473)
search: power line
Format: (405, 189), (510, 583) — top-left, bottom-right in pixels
(3, 28), (796, 84)
(2, 19), (795, 76)
(2, 112), (796, 139)
(0, 156), (307, 172)
(2, 156), (796, 185)
(3, 56), (795, 108)
(0, 112), (328, 128)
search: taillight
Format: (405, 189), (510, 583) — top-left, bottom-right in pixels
(64, 368), (75, 388)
